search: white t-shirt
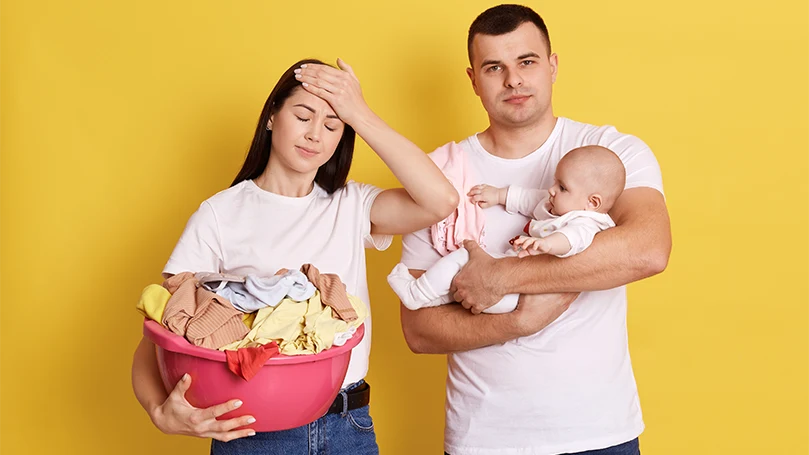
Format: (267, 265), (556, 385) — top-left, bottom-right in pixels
(163, 179), (393, 387)
(401, 117), (664, 455)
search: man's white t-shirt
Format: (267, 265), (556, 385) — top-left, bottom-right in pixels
(401, 117), (664, 455)
(163, 179), (393, 387)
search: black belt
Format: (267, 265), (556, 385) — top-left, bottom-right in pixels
(326, 381), (371, 414)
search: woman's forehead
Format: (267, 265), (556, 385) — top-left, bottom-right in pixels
(286, 88), (337, 117)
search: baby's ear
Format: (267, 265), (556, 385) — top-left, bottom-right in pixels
(588, 194), (603, 210)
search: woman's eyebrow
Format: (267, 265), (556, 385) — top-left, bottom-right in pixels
(293, 103), (339, 120)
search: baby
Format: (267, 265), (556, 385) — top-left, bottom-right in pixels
(388, 145), (626, 314)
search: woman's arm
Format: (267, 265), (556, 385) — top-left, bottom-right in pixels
(296, 60), (459, 235)
(132, 336), (256, 441)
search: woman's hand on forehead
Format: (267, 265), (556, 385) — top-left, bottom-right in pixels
(293, 59), (372, 126)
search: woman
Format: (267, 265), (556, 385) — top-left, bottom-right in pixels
(131, 58), (458, 453)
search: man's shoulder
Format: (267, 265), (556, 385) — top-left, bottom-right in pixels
(558, 117), (650, 154)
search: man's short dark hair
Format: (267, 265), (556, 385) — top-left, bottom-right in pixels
(467, 4), (551, 65)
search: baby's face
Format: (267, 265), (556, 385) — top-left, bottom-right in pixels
(547, 162), (592, 216)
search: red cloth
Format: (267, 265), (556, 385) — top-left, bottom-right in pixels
(225, 342), (280, 381)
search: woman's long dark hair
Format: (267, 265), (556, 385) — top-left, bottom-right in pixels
(231, 59), (356, 194)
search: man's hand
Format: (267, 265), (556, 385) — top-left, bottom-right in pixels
(451, 240), (507, 314)
(513, 292), (579, 336)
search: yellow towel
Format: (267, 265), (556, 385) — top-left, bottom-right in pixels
(136, 284), (171, 323)
(219, 291), (367, 355)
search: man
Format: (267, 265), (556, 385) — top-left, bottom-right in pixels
(399, 4), (671, 455)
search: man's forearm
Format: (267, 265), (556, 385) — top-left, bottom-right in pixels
(400, 302), (522, 354)
(400, 269), (523, 354)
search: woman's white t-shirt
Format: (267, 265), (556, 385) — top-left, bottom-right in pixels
(163, 179), (393, 387)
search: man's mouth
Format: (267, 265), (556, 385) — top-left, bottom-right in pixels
(504, 95), (531, 104)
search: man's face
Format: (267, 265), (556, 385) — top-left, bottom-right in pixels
(467, 22), (558, 128)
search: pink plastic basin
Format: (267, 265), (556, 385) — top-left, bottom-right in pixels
(143, 319), (365, 432)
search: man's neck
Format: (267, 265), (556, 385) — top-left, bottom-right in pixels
(478, 115), (559, 159)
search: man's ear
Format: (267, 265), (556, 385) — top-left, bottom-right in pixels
(466, 67), (479, 95)
(549, 53), (559, 84)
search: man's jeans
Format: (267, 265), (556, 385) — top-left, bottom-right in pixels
(444, 438), (640, 455)
(211, 382), (378, 455)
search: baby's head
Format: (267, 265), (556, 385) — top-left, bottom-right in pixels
(548, 145), (626, 216)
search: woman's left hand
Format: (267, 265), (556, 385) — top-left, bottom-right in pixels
(294, 59), (372, 127)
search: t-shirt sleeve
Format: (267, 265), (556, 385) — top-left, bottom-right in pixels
(588, 127), (665, 196)
(162, 201), (224, 278)
(354, 181), (393, 251)
(506, 186), (548, 218)
(555, 217), (609, 258)
(401, 227), (443, 271)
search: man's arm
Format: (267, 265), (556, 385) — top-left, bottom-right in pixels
(400, 271), (578, 354)
(451, 188), (671, 312)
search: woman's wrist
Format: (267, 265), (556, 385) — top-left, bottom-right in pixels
(349, 106), (383, 138)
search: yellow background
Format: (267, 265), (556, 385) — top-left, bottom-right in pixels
(2, 0), (807, 453)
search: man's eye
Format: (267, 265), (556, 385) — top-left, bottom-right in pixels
(487, 65), (500, 72)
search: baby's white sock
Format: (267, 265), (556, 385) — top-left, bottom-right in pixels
(422, 248), (470, 296)
(387, 248), (470, 310)
(387, 248), (518, 313)
(387, 263), (444, 310)
(484, 293), (519, 314)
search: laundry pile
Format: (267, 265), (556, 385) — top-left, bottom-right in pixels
(136, 264), (366, 380)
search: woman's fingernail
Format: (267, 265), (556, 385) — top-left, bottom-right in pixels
(247, 417), (256, 424)
(233, 400), (243, 408)
(182, 373), (189, 381)
(295, 74), (301, 79)
(302, 82), (309, 87)
(300, 64), (307, 68)
(294, 68), (301, 74)
(247, 431), (256, 436)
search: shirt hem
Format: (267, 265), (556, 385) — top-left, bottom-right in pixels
(444, 423), (644, 455)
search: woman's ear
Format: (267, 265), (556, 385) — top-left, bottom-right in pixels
(266, 116), (273, 131)
(588, 193), (603, 210)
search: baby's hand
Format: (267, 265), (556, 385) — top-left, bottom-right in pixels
(512, 236), (550, 258)
(468, 184), (504, 209)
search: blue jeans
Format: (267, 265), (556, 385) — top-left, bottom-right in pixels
(562, 438), (640, 454)
(444, 438), (640, 455)
(211, 382), (378, 455)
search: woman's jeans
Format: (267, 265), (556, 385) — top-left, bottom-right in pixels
(211, 381), (378, 455)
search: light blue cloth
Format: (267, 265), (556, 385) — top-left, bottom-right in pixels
(205, 271), (316, 313)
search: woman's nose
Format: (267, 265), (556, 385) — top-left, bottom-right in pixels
(305, 127), (320, 143)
